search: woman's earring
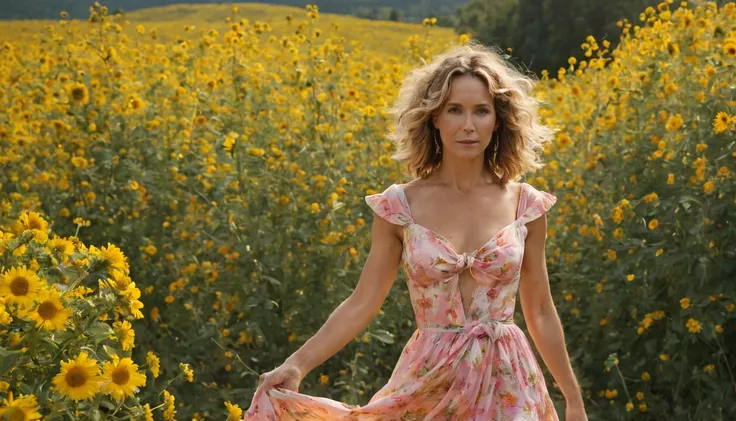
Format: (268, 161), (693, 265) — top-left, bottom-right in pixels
(488, 132), (498, 173)
(434, 129), (442, 155)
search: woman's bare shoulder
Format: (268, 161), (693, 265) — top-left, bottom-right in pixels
(399, 178), (438, 202)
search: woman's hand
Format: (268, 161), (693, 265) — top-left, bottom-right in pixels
(254, 362), (304, 396)
(565, 400), (588, 421)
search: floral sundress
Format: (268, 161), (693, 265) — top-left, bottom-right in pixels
(244, 182), (560, 420)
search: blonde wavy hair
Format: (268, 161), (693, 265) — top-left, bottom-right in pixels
(388, 41), (557, 186)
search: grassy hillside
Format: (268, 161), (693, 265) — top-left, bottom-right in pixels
(0, 3), (457, 56)
(0, 0), (469, 21)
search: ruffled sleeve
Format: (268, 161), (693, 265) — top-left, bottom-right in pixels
(518, 183), (557, 226)
(365, 184), (413, 227)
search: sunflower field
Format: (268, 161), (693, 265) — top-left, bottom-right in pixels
(0, 1), (734, 420)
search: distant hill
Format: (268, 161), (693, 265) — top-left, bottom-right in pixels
(0, 3), (458, 59)
(0, 0), (470, 22)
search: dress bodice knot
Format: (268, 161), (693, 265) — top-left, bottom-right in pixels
(455, 252), (475, 272)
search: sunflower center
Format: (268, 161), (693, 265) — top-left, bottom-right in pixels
(38, 301), (58, 320)
(71, 88), (85, 101)
(65, 367), (88, 387)
(10, 277), (29, 296)
(112, 367), (130, 385)
(2, 407), (26, 421)
(27, 219), (43, 230)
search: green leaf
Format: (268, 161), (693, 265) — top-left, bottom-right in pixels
(99, 399), (117, 411)
(689, 220), (703, 235)
(41, 336), (60, 350)
(19, 383), (34, 395)
(262, 275), (281, 286)
(368, 330), (394, 344)
(89, 323), (115, 336)
(53, 330), (76, 343)
(102, 344), (118, 359)
(88, 323), (115, 346)
(0, 348), (20, 375)
(0, 347), (21, 358)
(679, 195), (702, 212)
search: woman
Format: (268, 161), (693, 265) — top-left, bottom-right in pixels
(245, 42), (588, 420)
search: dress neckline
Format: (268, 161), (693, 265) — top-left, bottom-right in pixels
(394, 182), (527, 256)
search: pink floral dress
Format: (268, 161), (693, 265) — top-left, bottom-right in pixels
(245, 182), (559, 420)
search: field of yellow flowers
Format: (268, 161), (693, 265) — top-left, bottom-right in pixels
(0, 1), (734, 419)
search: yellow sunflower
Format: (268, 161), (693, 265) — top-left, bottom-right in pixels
(713, 111), (731, 133)
(0, 232), (14, 254)
(124, 93), (147, 114)
(0, 300), (12, 325)
(19, 212), (48, 232)
(179, 362), (194, 382)
(0, 392), (42, 421)
(225, 401), (243, 420)
(163, 390), (176, 420)
(93, 244), (129, 275)
(143, 404), (154, 421)
(52, 352), (104, 401)
(128, 298), (144, 320)
(0, 266), (44, 308)
(113, 320), (135, 351)
(48, 236), (75, 257)
(665, 114), (684, 132)
(17, 212), (48, 243)
(101, 355), (147, 401)
(99, 271), (131, 292)
(723, 39), (736, 58)
(146, 351), (160, 379)
(120, 282), (144, 319)
(24, 288), (72, 330)
(66, 82), (89, 105)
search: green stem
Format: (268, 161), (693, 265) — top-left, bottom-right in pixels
(673, 340), (688, 400)
(614, 364), (632, 402)
(210, 337), (259, 376)
(158, 373), (184, 397)
(715, 334), (736, 394)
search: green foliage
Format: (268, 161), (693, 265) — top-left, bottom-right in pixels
(0, 211), (184, 419)
(531, 2), (736, 417)
(455, 0), (668, 74)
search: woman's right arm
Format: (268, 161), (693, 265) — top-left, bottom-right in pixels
(284, 213), (404, 378)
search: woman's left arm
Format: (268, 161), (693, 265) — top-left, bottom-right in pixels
(518, 212), (586, 410)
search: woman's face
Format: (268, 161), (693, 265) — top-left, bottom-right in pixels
(432, 74), (500, 159)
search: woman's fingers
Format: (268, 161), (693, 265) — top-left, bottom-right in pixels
(255, 372), (270, 395)
(256, 367), (296, 395)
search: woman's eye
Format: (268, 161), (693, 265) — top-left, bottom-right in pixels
(448, 108), (489, 114)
